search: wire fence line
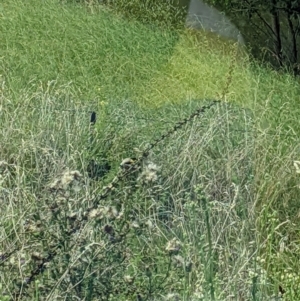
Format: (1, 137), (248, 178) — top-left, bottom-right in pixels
(2, 51), (239, 298)
(2, 97), (223, 300)
(2, 43), (241, 300)
(2, 64), (239, 299)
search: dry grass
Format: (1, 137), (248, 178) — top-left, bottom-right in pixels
(1, 0), (300, 300)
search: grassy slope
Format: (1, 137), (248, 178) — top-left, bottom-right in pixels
(0, 0), (179, 101)
(0, 0), (252, 105)
(1, 0), (300, 300)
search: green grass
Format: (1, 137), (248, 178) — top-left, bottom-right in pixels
(1, 0), (300, 300)
(0, 0), (251, 105)
(0, 0), (180, 101)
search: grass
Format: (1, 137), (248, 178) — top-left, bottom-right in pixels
(1, 0), (300, 300)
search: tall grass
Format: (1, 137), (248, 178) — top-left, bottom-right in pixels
(1, 0), (300, 300)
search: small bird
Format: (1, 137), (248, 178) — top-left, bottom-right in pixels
(120, 158), (137, 171)
(90, 111), (96, 125)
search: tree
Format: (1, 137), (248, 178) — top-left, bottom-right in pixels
(207, 0), (300, 74)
